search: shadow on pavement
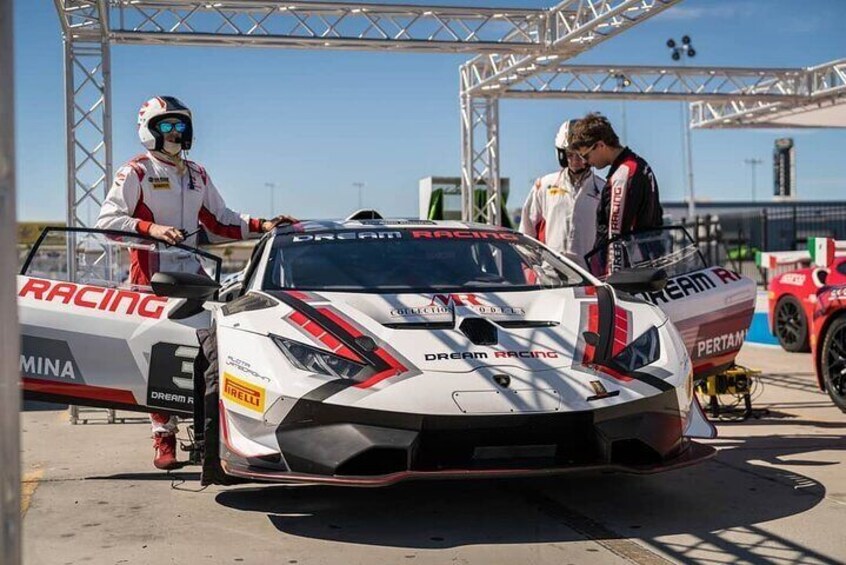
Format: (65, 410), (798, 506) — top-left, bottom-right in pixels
(213, 431), (842, 563)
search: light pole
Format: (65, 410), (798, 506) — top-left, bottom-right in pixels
(668, 35), (696, 219)
(614, 73), (631, 144)
(353, 182), (365, 209)
(264, 182), (276, 216)
(744, 158), (763, 202)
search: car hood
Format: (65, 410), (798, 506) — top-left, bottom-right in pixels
(217, 287), (666, 373)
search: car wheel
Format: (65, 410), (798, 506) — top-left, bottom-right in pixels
(775, 296), (810, 352)
(821, 316), (846, 414)
(195, 324), (242, 485)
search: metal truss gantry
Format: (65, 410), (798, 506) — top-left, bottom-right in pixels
(690, 59), (846, 128)
(54, 1), (113, 230)
(53, 0), (846, 229)
(459, 0), (681, 224)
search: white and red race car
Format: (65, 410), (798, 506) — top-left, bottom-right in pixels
(18, 221), (753, 486)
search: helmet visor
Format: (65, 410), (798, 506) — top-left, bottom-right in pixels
(156, 121), (187, 134)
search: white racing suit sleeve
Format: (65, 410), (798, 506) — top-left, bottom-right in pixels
(95, 165), (146, 234)
(197, 168), (263, 241)
(519, 179), (544, 241)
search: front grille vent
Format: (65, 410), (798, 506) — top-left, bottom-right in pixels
(496, 320), (559, 329)
(459, 318), (498, 346)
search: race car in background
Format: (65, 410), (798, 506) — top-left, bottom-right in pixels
(18, 221), (752, 486)
(795, 239), (846, 414)
(812, 283), (846, 413)
(762, 239), (846, 352)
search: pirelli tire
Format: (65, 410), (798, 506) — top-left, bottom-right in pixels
(195, 324), (243, 485)
(821, 315), (846, 414)
(774, 295), (810, 353)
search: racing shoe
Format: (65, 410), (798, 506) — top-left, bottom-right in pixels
(153, 433), (179, 470)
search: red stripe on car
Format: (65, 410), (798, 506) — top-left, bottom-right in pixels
(22, 377), (137, 405)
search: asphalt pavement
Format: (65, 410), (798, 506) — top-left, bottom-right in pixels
(20, 344), (846, 564)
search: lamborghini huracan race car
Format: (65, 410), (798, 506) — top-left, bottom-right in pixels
(18, 222), (753, 485)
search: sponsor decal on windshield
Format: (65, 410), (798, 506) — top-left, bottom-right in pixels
(291, 231), (402, 243)
(410, 230), (519, 241)
(18, 277), (167, 319)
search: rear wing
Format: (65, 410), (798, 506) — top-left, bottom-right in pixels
(756, 238), (846, 271)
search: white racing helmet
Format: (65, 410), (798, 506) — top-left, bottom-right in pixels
(554, 119), (584, 170)
(137, 96), (193, 152)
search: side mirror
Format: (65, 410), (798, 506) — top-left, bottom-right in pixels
(151, 272), (220, 319)
(605, 268), (668, 294)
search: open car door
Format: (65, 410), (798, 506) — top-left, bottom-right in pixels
(585, 226), (756, 378)
(18, 227), (222, 415)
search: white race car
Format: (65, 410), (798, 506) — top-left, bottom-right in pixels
(19, 221), (752, 486)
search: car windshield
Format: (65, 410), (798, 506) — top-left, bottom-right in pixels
(584, 226), (707, 279)
(262, 228), (588, 292)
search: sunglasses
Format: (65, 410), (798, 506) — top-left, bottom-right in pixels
(577, 142), (599, 160)
(157, 121), (187, 134)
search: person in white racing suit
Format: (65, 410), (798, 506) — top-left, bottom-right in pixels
(96, 95), (296, 470)
(519, 119), (603, 266)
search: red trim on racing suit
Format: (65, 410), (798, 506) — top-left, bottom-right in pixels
(595, 147), (663, 275)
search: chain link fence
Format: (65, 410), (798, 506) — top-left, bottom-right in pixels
(681, 204), (846, 286)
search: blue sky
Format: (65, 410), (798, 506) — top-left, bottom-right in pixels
(12, 0), (846, 222)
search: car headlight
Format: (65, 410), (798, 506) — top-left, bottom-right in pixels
(613, 326), (660, 372)
(272, 336), (366, 380)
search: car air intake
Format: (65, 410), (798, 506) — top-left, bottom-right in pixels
(459, 318), (498, 345)
(495, 320), (560, 329)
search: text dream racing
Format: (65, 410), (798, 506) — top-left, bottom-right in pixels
(292, 231), (402, 243)
(425, 350), (559, 361)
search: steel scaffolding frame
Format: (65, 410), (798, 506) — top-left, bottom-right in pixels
(54, 0), (113, 231)
(459, 0), (680, 222)
(499, 64), (808, 101)
(690, 59), (846, 128)
(53, 0), (846, 229)
(107, 0), (549, 53)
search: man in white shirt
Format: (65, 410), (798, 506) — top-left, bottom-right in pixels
(519, 119), (604, 266)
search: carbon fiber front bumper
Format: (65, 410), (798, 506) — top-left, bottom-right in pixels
(219, 389), (715, 486)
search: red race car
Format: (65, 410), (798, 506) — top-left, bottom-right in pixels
(812, 284), (846, 413)
(768, 258), (846, 352)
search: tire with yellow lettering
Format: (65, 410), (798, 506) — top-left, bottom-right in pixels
(774, 296), (809, 353)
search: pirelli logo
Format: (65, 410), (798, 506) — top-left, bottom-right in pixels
(222, 373), (265, 412)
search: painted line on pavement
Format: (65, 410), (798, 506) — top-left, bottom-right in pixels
(21, 468), (43, 517)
